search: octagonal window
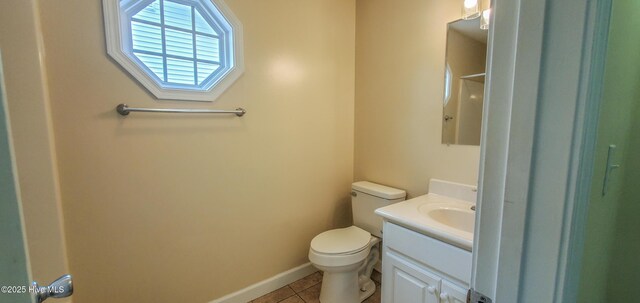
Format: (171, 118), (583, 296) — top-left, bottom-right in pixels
(103, 0), (244, 101)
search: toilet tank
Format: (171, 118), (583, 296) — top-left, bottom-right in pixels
(352, 181), (406, 238)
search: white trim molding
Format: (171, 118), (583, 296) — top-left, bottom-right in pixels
(102, 0), (244, 102)
(208, 263), (317, 303)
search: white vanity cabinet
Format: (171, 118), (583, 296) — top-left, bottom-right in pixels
(381, 222), (472, 303)
(383, 250), (440, 303)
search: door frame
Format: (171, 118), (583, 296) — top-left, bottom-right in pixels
(472, 0), (612, 301)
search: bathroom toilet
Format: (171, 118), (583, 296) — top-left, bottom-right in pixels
(309, 181), (405, 303)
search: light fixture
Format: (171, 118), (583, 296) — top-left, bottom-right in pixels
(462, 0), (481, 20)
(480, 8), (491, 30)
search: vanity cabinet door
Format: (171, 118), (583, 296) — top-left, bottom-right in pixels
(383, 250), (440, 303)
(439, 280), (468, 303)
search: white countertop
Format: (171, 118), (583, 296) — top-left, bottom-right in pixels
(375, 193), (475, 251)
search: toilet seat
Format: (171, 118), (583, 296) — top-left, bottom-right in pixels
(309, 226), (374, 267)
(311, 226), (372, 255)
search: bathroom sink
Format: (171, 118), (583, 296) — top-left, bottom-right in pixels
(375, 194), (475, 251)
(418, 203), (475, 234)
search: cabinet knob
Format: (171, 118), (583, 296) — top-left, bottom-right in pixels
(427, 286), (436, 294)
(440, 292), (449, 301)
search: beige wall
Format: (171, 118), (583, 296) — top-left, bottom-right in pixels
(354, 0), (481, 197)
(36, 0), (355, 302)
(0, 0), (70, 294)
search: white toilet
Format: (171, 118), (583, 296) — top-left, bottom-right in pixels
(309, 181), (405, 303)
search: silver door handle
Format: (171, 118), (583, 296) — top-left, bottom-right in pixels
(32, 274), (73, 303)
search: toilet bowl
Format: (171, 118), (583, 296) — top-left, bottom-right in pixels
(309, 226), (379, 303)
(308, 182), (405, 303)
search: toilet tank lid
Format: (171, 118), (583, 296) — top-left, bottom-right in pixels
(352, 181), (406, 200)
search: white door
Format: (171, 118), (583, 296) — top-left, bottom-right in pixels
(0, 51), (33, 303)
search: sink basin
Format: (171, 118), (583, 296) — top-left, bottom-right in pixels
(375, 194), (476, 251)
(418, 203), (475, 234)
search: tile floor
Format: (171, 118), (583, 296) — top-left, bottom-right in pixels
(249, 270), (382, 303)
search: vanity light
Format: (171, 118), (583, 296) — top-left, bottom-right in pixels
(480, 9), (491, 30)
(462, 0), (481, 20)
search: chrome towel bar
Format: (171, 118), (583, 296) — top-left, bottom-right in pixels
(116, 104), (246, 117)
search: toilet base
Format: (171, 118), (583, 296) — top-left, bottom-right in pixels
(358, 277), (376, 302)
(318, 270), (377, 303)
(319, 267), (361, 303)
(315, 240), (380, 303)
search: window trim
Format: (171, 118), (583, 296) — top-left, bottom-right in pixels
(103, 0), (244, 102)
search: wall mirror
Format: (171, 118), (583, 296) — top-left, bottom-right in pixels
(441, 18), (488, 146)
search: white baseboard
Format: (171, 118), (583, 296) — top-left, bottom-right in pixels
(209, 263), (317, 303)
